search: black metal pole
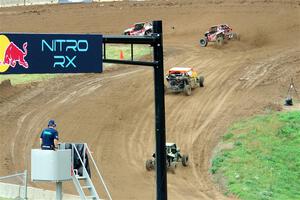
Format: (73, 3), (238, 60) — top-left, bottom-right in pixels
(153, 20), (167, 200)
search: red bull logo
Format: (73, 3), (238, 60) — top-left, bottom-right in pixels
(0, 35), (29, 73)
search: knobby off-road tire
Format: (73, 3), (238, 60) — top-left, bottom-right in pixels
(146, 159), (154, 171)
(216, 36), (224, 46)
(182, 155), (189, 167)
(184, 84), (192, 96)
(145, 30), (152, 36)
(199, 76), (204, 87)
(199, 38), (208, 47)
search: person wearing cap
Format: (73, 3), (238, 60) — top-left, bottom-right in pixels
(40, 120), (59, 150)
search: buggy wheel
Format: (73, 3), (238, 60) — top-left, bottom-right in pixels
(145, 30), (152, 36)
(199, 38), (208, 47)
(146, 159), (154, 171)
(124, 32), (130, 35)
(182, 155), (189, 167)
(199, 76), (204, 87)
(184, 84), (192, 96)
(216, 36), (224, 46)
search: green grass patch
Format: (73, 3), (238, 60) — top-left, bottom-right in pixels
(0, 44), (151, 85)
(211, 111), (300, 200)
(104, 44), (151, 60)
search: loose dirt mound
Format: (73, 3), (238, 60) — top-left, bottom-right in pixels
(0, 79), (25, 104)
(0, 79), (12, 98)
(0, 1), (300, 199)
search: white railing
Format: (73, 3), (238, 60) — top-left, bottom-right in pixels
(0, 0), (124, 7)
(85, 144), (112, 200)
(72, 143), (112, 200)
(0, 0), (58, 7)
(0, 170), (28, 200)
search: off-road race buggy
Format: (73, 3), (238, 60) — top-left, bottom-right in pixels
(145, 143), (189, 172)
(165, 67), (204, 96)
(199, 24), (239, 47)
(123, 22), (153, 36)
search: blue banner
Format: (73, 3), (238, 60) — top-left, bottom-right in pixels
(0, 33), (102, 74)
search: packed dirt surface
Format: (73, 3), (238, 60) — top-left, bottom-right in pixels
(1, 0), (300, 199)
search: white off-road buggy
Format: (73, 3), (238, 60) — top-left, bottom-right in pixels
(145, 143), (189, 172)
(123, 22), (153, 36)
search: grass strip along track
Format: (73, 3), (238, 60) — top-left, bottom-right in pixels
(0, 44), (151, 85)
(211, 111), (300, 200)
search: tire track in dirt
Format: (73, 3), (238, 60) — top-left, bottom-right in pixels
(157, 42), (261, 199)
(1, 1), (299, 199)
(10, 69), (145, 172)
(109, 44), (247, 199)
(8, 44), (299, 200)
(165, 59), (242, 199)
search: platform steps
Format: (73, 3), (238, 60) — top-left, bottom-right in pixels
(71, 144), (112, 200)
(72, 170), (99, 200)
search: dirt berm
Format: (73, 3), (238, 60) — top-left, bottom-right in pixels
(0, 0), (300, 199)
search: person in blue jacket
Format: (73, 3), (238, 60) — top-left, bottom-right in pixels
(40, 120), (59, 150)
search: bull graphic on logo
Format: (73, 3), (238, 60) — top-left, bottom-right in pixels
(1, 42), (28, 68)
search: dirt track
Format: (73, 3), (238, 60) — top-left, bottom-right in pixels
(1, 0), (300, 199)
